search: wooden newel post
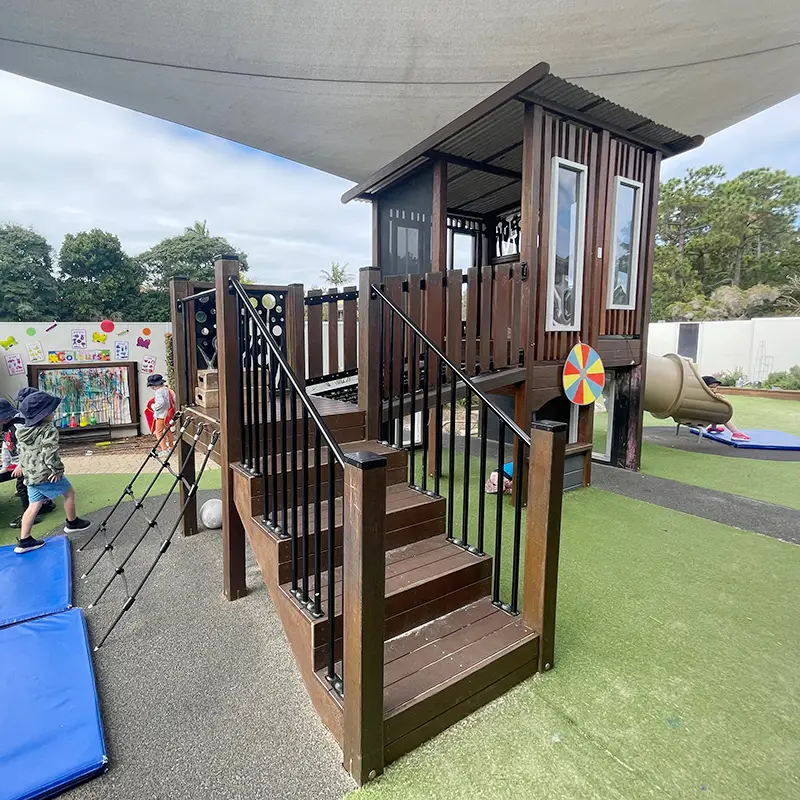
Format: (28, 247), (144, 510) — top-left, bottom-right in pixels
(358, 267), (382, 440)
(522, 420), (566, 672)
(342, 450), (386, 785)
(286, 283), (306, 386)
(169, 276), (198, 537)
(215, 255), (247, 601)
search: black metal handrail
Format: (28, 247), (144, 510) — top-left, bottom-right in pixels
(373, 282), (529, 614)
(231, 277), (344, 694)
(175, 286), (216, 306)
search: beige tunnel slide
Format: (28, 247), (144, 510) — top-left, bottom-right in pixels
(643, 353), (733, 426)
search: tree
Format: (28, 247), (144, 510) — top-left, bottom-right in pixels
(650, 245), (702, 321)
(138, 221), (248, 291)
(0, 224), (58, 320)
(58, 229), (144, 320)
(320, 261), (353, 287)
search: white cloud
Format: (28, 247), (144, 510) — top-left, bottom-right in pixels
(0, 71), (371, 287)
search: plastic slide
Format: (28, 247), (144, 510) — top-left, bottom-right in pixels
(644, 353), (733, 426)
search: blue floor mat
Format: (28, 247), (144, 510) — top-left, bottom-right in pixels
(0, 608), (107, 800)
(0, 535), (72, 628)
(689, 428), (800, 450)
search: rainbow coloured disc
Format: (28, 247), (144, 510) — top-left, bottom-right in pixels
(562, 343), (605, 405)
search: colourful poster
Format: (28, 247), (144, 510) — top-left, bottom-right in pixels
(5, 353), (24, 376)
(48, 349), (111, 363)
(71, 329), (87, 349)
(141, 355), (157, 374)
(114, 341), (129, 360)
(26, 342), (45, 363)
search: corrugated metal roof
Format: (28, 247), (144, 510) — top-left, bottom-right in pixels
(345, 64), (699, 209)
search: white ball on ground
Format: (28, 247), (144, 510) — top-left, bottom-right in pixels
(200, 498), (223, 529)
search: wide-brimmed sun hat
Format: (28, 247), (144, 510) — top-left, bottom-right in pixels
(16, 386), (37, 403)
(146, 374), (165, 387)
(0, 398), (19, 424)
(20, 391), (62, 427)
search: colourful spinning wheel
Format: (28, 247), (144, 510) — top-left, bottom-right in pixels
(562, 343), (605, 405)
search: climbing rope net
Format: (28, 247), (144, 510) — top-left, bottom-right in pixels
(77, 411), (219, 649)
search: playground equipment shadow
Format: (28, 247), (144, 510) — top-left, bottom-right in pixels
(62, 490), (353, 800)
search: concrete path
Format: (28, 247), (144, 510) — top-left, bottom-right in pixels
(62, 452), (220, 475)
(592, 463), (800, 545)
(61, 491), (352, 800)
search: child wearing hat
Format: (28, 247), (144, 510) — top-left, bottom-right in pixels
(14, 390), (92, 553)
(146, 374), (176, 458)
(701, 376), (750, 441)
(0, 394), (57, 527)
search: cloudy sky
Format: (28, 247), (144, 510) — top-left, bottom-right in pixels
(0, 70), (798, 287)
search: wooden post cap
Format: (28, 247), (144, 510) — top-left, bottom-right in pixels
(531, 419), (568, 433)
(343, 451), (387, 471)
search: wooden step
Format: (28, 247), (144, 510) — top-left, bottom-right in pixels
(280, 536), (491, 671)
(315, 597), (539, 764)
(261, 482), (445, 584)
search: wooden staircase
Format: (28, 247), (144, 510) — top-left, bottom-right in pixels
(230, 396), (541, 773)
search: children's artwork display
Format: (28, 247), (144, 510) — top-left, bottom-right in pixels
(48, 349), (111, 363)
(34, 364), (136, 429)
(114, 341), (129, 360)
(71, 329), (87, 349)
(5, 354), (24, 376)
(92, 332), (108, 343)
(140, 355), (156, 374)
(26, 342), (45, 363)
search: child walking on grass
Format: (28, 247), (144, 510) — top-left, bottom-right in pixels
(14, 391), (91, 553)
(146, 374), (176, 458)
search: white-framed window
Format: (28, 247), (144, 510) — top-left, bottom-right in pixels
(607, 176), (643, 310)
(546, 157), (588, 332)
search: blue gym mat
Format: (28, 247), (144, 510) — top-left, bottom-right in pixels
(689, 428), (800, 450)
(0, 608), (107, 800)
(0, 535), (72, 628)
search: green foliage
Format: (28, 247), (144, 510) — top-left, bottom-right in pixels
(320, 260), (353, 287)
(58, 229), (145, 320)
(164, 332), (176, 390)
(763, 365), (800, 390)
(654, 166), (800, 320)
(0, 224), (58, 320)
(715, 367), (745, 387)
(138, 221), (248, 291)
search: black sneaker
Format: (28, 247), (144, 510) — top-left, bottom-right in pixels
(14, 536), (45, 553)
(10, 513), (44, 527)
(64, 517), (92, 533)
(41, 500), (56, 515)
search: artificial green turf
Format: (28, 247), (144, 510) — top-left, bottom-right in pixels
(352, 487), (800, 800)
(0, 469), (221, 547)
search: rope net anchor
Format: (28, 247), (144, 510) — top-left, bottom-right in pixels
(76, 414), (220, 649)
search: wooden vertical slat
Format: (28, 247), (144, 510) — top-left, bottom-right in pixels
(342, 451), (387, 785)
(446, 269), (463, 370)
(424, 270), (445, 477)
(431, 160), (448, 272)
(464, 266), (479, 375)
(520, 104), (542, 368)
(491, 264), (511, 368)
(522, 420), (566, 671)
(509, 265), (522, 366)
(406, 277), (422, 388)
(536, 115), (553, 362)
(169, 276), (198, 538)
(359, 268), (382, 441)
(286, 283), (306, 385)
(343, 286), (358, 370)
(327, 297), (339, 375)
(385, 276), (404, 396)
(215, 256), (247, 601)
(307, 289), (323, 379)
(478, 265), (493, 373)
(372, 201), (380, 266)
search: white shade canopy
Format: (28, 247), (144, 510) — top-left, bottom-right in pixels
(1, 0), (798, 181)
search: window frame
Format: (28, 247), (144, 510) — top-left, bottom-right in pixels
(546, 156), (589, 332)
(606, 175), (644, 311)
(591, 371), (616, 462)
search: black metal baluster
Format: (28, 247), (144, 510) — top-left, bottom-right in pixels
(379, 301), (386, 444)
(400, 310), (406, 452)
(388, 310), (395, 447)
(280, 371), (288, 538)
(269, 350), (279, 529)
(259, 334), (269, 524)
(301, 406), (310, 604)
(313, 428), (322, 617)
(290, 387), (299, 596)
(253, 318), (262, 479)
(244, 315), (254, 471)
(446, 371), (457, 541)
(493, 422), (506, 605)
(459, 389), (472, 546)
(182, 303), (192, 409)
(327, 455), (337, 683)
(421, 345), (430, 493)
(238, 301), (249, 469)
(434, 355), (443, 496)
(409, 331), (417, 487)
(511, 437), (525, 613)
(476, 406), (488, 555)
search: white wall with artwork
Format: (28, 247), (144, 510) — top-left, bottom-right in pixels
(0, 321), (171, 435)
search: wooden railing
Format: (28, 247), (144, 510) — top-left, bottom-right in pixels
(305, 286), (359, 386)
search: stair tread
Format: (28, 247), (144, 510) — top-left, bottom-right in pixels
(317, 597), (537, 715)
(280, 537), (490, 616)
(263, 439), (406, 474)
